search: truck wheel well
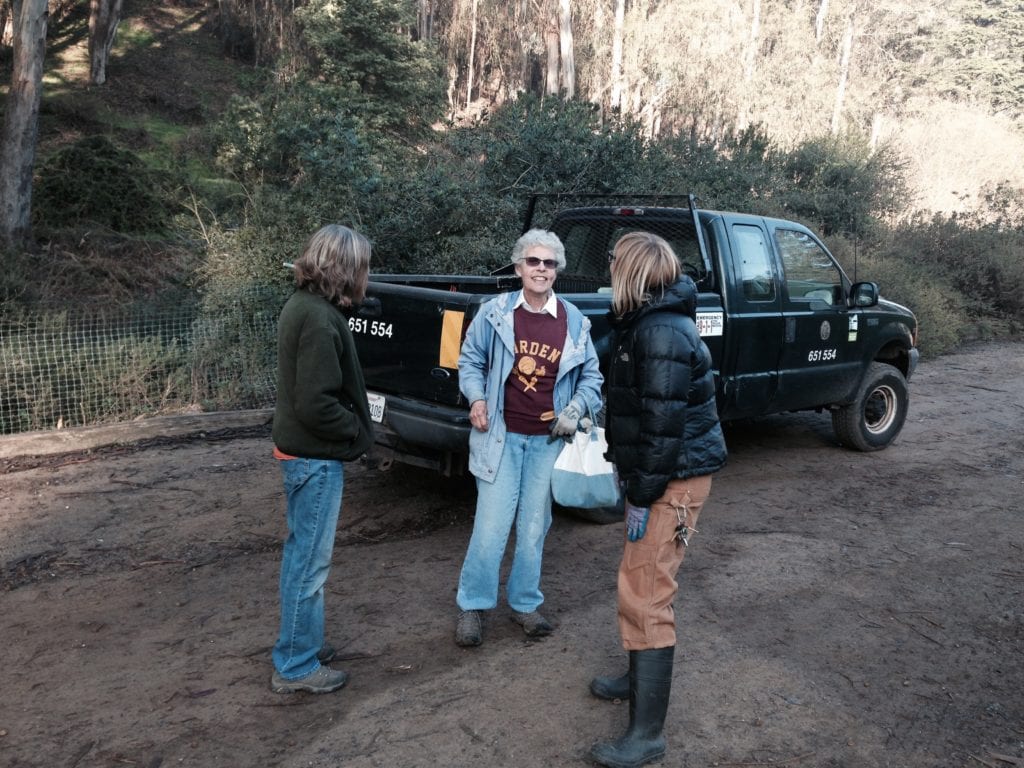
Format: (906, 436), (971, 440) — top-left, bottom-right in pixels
(874, 342), (910, 378)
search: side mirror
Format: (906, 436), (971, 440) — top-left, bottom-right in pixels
(850, 281), (879, 308)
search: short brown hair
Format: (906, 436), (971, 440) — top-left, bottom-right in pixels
(293, 224), (371, 307)
(609, 231), (680, 316)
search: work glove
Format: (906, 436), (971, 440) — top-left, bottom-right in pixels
(549, 399), (584, 442)
(625, 500), (650, 542)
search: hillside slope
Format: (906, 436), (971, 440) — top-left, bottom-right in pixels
(0, 1), (242, 305)
(38, 1), (238, 157)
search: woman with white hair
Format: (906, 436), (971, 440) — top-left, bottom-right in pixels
(454, 228), (603, 647)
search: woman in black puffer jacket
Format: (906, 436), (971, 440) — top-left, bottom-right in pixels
(589, 231), (727, 768)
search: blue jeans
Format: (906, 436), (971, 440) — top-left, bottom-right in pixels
(457, 433), (563, 613)
(272, 458), (343, 679)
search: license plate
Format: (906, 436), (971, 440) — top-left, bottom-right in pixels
(367, 392), (385, 423)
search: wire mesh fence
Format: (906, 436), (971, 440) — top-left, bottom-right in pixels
(0, 284), (288, 435)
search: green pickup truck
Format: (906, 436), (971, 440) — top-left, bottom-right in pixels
(351, 194), (919, 476)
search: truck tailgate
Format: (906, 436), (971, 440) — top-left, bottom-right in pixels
(353, 280), (479, 407)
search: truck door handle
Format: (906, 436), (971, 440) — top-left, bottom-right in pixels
(357, 297), (382, 317)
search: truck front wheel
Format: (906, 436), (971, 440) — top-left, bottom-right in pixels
(832, 362), (909, 451)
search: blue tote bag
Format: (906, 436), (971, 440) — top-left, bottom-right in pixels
(550, 427), (620, 509)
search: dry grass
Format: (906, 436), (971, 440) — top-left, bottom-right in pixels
(888, 98), (1024, 216)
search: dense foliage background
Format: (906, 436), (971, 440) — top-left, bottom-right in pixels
(0, 0), (1022, 431)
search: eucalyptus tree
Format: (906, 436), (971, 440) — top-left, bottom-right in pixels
(88, 0), (124, 85)
(0, 0), (48, 249)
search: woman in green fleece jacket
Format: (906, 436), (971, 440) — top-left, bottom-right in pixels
(269, 224), (374, 695)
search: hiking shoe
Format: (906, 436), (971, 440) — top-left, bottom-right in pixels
(317, 644), (336, 664)
(511, 610), (554, 638)
(270, 665), (349, 694)
(455, 609), (483, 647)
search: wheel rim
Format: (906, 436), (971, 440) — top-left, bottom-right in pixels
(864, 383), (898, 435)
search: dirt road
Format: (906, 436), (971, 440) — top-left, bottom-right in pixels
(1, 342), (1022, 768)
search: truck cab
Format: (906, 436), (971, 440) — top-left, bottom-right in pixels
(547, 201), (918, 450)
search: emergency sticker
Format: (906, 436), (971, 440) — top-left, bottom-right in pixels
(848, 314), (858, 342)
(697, 311), (724, 337)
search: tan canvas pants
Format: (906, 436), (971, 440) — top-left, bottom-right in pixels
(617, 474), (713, 650)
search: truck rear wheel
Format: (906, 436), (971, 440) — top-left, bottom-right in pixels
(555, 500), (623, 525)
(831, 362), (908, 451)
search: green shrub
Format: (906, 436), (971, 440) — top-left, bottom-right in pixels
(830, 237), (969, 358)
(774, 136), (910, 238)
(659, 126), (784, 214)
(33, 135), (175, 233)
(294, 0), (445, 136)
(893, 212), (1024, 320)
(189, 283), (287, 410)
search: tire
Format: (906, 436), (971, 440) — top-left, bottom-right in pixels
(831, 362), (909, 451)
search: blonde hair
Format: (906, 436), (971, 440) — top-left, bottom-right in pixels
(293, 224), (371, 307)
(610, 231), (680, 316)
(511, 228), (566, 271)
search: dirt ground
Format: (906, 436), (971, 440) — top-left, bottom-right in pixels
(1, 342), (1022, 768)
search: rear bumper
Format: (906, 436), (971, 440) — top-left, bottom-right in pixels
(380, 397), (471, 452)
(368, 395), (471, 474)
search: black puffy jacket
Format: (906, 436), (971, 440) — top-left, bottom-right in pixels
(605, 276), (727, 507)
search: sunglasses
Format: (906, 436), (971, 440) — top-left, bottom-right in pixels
(523, 256), (558, 269)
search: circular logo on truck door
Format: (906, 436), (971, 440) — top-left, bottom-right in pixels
(820, 320), (831, 340)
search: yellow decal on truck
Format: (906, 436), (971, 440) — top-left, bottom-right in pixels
(439, 309), (465, 369)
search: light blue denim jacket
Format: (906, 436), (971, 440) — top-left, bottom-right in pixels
(458, 290), (604, 482)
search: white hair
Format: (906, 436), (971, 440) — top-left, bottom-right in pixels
(510, 228), (566, 271)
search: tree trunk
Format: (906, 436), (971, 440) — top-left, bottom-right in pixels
(815, 0), (829, 45)
(1, 1), (12, 46)
(831, 13), (854, 135)
(517, 0), (529, 95)
(88, 0), (124, 86)
(737, 0), (761, 131)
(544, 14), (559, 96)
(609, 0), (624, 111)
(465, 0), (478, 109)
(417, 0), (432, 41)
(250, 0), (257, 64)
(0, 0), (48, 250)
(558, 0), (574, 98)
(869, 111), (882, 151)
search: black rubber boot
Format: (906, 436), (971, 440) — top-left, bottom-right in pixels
(589, 646), (674, 768)
(590, 669), (629, 701)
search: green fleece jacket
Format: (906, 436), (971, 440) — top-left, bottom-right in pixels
(272, 288), (374, 461)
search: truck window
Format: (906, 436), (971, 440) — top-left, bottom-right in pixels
(607, 225), (706, 283)
(775, 229), (842, 305)
(731, 224), (775, 301)
(557, 218), (709, 289)
(561, 223), (607, 280)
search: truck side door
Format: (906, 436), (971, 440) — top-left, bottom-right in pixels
(769, 225), (863, 409)
(713, 218), (784, 418)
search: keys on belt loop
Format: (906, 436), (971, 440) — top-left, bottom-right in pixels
(671, 493), (697, 546)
